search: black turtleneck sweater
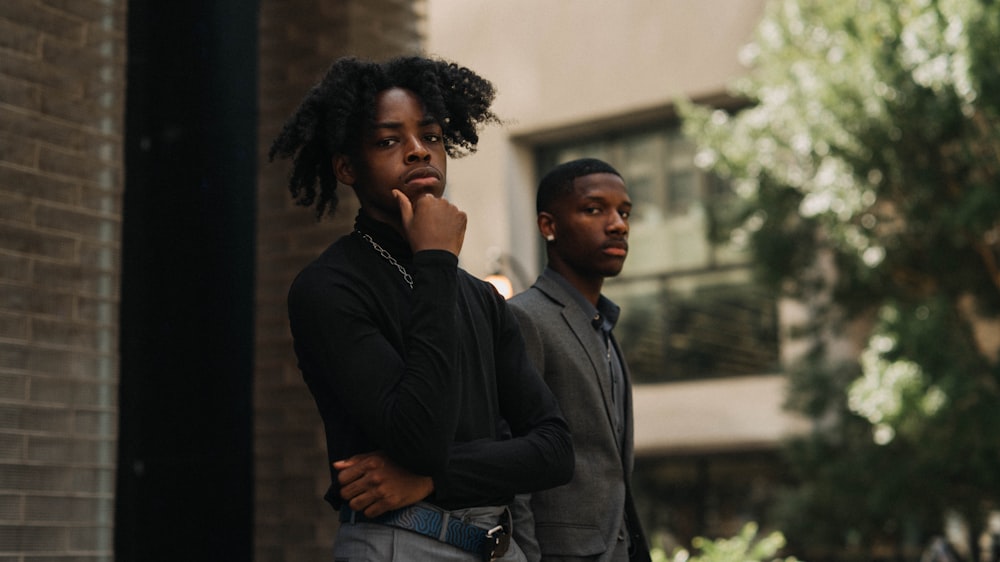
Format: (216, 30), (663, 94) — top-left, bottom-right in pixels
(287, 211), (574, 511)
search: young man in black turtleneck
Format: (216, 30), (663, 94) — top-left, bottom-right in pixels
(269, 56), (573, 561)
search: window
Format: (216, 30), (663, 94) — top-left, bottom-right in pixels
(536, 124), (778, 383)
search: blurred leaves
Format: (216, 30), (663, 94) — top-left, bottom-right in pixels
(655, 522), (799, 562)
(680, 0), (1000, 558)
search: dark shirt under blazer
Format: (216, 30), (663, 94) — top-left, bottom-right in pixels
(509, 269), (651, 562)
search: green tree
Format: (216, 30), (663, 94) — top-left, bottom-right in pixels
(679, 0), (1000, 560)
(657, 522), (799, 562)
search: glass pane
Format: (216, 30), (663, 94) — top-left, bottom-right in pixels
(667, 169), (697, 216)
(621, 132), (664, 225)
(666, 136), (698, 217)
(606, 274), (779, 383)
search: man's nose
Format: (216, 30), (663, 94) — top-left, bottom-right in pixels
(405, 137), (431, 162)
(608, 212), (628, 233)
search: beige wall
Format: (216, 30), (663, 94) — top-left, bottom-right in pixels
(425, 0), (767, 279)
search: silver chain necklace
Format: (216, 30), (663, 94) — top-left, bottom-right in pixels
(356, 230), (414, 289)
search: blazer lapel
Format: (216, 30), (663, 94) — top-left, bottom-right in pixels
(534, 275), (620, 443)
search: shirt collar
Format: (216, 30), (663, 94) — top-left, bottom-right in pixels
(542, 267), (620, 331)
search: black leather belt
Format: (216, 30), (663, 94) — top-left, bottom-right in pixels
(339, 503), (511, 561)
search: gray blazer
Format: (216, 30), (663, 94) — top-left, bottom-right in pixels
(509, 270), (649, 562)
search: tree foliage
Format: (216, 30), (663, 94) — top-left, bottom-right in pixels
(679, 0), (1000, 559)
(658, 522), (798, 562)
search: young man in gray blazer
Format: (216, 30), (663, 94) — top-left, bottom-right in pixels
(509, 158), (651, 562)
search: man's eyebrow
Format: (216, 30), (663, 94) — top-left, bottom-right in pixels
(371, 120), (402, 131)
(371, 116), (439, 130)
(581, 194), (632, 205)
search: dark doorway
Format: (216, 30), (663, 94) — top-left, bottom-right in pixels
(117, 1), (257, 560)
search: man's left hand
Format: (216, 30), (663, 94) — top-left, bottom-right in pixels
(334, 450), (434, 517)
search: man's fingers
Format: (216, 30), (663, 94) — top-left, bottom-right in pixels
(340, 470), (376, 501)
(361, 496), (390, 518)
(335, 451), (383, 484)
(394, 190), (413, 228)
(346, 487), (391, 517)
(332, 458), (354, 471)
(364, 504), (387, 518)
(334, 451), (399, 512)
(348, 490), (372, 511)
(401, 194), (467, 255)
(336, 463), (365, 485)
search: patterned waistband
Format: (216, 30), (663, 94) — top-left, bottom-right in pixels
(339, 503), (511, 561)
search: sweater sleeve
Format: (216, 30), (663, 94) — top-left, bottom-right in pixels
(430, 292), (574, 506)
(288, 249), (462, 476)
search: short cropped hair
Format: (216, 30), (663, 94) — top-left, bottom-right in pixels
(269, 56), (499, 218)
(536, 158), (623, 214)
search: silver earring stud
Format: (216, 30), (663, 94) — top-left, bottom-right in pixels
(545, 234), (555, 242)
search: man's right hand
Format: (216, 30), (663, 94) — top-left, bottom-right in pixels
(394, 189), (466, 256)
(334, 450), (434, 518)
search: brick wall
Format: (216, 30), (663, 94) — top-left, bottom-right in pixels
(0, 1), (127, 560)
(254, 1), (424, 560)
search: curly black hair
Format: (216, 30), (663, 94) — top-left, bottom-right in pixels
(536, 158), (623, 214)
(269, 55), (500, 218)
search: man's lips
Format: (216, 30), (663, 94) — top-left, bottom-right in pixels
(403, 166), (442, 187)
(602, 240), (628, 257)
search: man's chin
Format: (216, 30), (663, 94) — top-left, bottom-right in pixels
(403, 187), (445, 203)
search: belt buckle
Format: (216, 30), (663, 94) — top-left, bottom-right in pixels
(484, 524), (509, 561)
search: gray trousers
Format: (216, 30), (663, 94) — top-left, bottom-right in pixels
(334, 504), (528, 562)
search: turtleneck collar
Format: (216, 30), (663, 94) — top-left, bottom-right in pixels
(354, 210), (413, 261)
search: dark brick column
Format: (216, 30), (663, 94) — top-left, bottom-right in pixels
(255, 1), (424, 560)
(0, 0), (127, 559)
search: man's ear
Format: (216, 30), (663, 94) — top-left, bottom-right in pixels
(538, 212), (556, 241)
(333, 154), (356, 186)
